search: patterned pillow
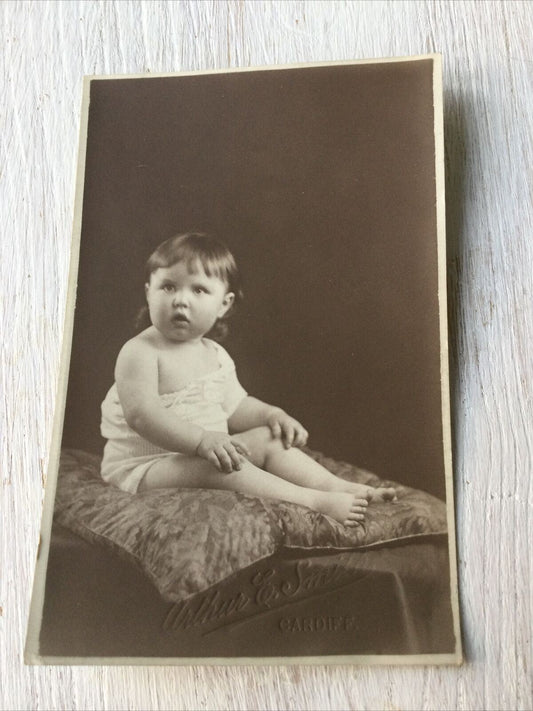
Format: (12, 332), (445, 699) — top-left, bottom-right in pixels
(54, 449), (447, 603)
(275, 450), (448, 550)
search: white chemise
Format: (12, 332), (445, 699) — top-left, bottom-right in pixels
(100, 339), (247, 493)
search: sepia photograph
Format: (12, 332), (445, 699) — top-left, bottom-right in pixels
(26, 55), (461, 664)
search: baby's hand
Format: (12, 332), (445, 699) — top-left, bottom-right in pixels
(196, 432), (251, 473)
(266, 409), (308, 449)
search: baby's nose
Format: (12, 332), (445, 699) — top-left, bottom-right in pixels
(172, 290), (189, 305)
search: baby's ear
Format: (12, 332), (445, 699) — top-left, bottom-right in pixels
(144, 283), (150, 297)
(219, 291), (235, 317)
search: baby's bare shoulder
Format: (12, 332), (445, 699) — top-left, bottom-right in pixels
(115, 330), (158, 375)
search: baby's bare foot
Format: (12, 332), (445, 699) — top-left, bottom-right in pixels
(336, 480), (397, 503)
(311, 491), (368, 527)
(365, 486), (397, 503)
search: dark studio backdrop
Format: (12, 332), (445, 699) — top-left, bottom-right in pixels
(61, 59), (446, 499)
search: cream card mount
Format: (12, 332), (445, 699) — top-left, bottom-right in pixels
(26, 55), (461, 666)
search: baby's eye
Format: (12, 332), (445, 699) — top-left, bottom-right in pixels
(162, 284), (175, 293)
(193, 286), (208, 294)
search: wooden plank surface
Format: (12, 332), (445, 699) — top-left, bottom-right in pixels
(1, 1), (532, 709)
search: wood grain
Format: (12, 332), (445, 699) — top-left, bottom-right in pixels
(1, 1), (532, 709)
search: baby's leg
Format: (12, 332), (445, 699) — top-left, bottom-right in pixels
(233, 427), (397, 503)
(138, 454), (368, 527)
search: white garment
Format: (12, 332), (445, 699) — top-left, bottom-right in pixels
(100, 340), (247, 493)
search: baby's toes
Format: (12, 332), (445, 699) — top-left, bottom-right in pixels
(351, 505), (367, 516)
(347, 506), (365, 523)
(349, 510), (365, 521)
(354, 497), (369, 509)
(382, 488), (397, 502)
(344, 515), (362, 527)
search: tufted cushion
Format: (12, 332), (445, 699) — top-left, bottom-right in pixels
(54, 449), (447, 603)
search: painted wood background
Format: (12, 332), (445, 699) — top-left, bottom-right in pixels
(1, 1), (531, 709)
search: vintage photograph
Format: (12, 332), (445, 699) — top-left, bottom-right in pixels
(26, 56), (461, 664)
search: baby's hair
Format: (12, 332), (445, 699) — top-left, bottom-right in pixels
(135, 232), (243, 340)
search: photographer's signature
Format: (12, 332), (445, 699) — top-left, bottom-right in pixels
(163, 560), (361, 633)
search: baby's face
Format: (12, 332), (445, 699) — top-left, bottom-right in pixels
(145, 260), (234, 343)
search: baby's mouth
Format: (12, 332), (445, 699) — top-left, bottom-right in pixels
(172, 313), (190, 324)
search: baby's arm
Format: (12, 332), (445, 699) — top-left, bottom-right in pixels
(228, 396), (308, 449)
(115, 339), (247, 472)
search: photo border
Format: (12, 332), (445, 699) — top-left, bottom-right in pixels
(25, 54), (462, 666)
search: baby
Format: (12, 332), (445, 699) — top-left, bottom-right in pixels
(101, 232), (396, 526)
